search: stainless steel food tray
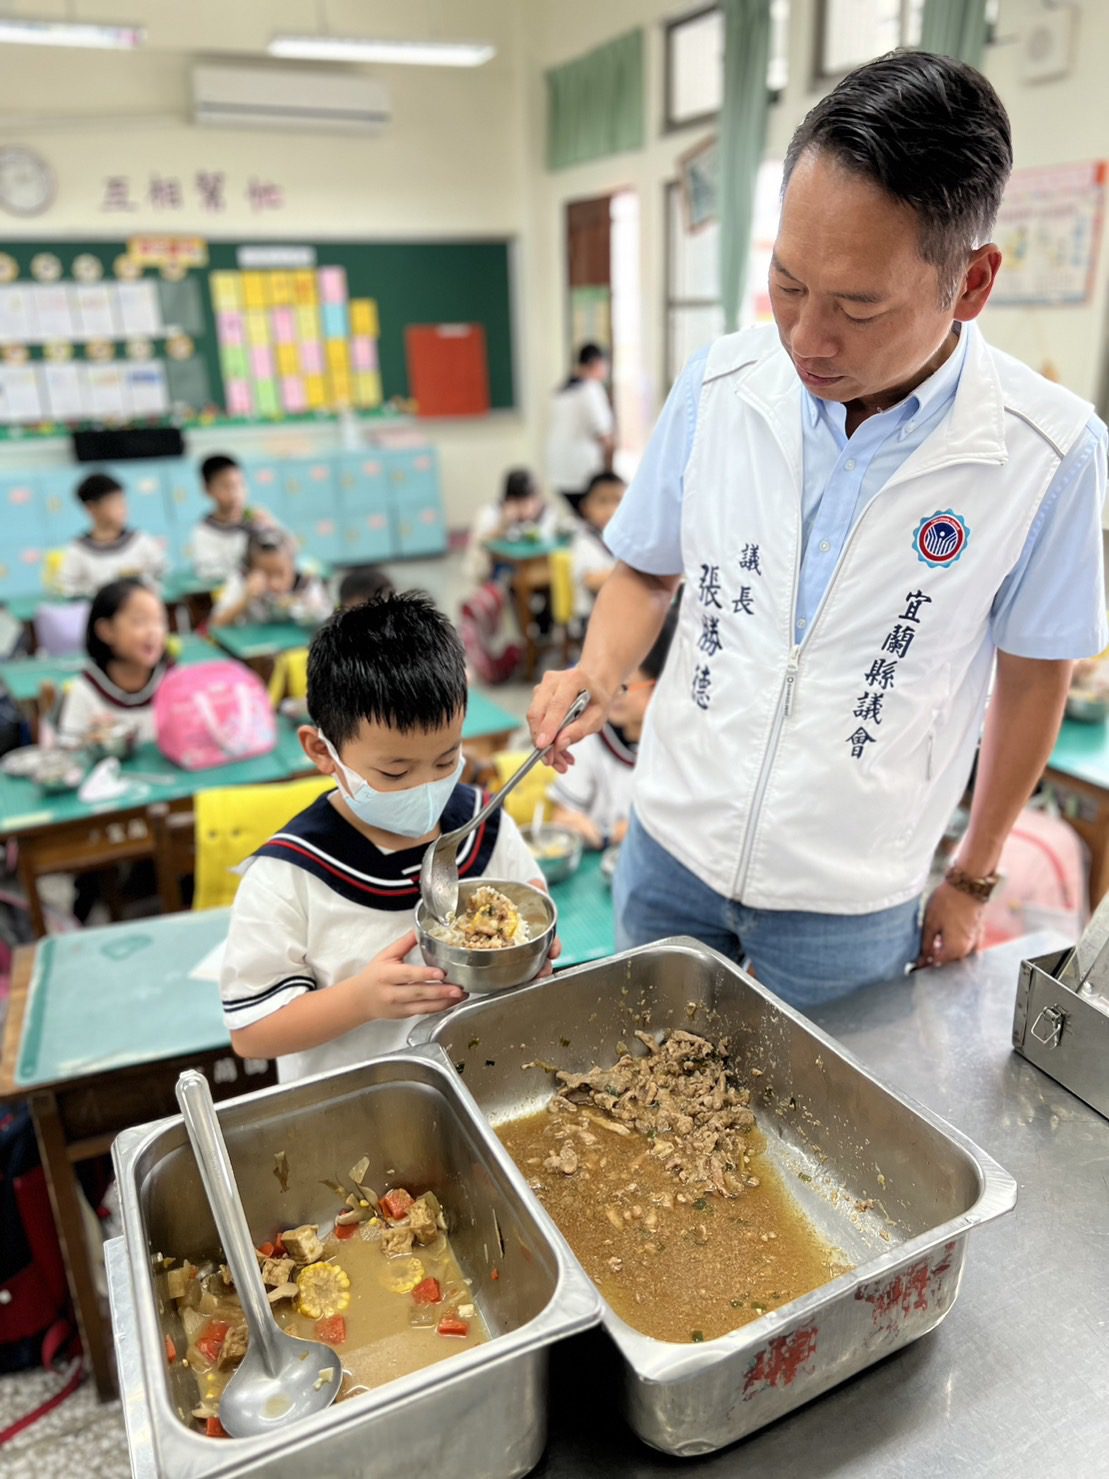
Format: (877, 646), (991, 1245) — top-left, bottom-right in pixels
(110, 1044), (601, 1478)
(412, 937), (1017, 1456)
(1013, 941), (1109, 1120)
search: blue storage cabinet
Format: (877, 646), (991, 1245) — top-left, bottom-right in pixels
(0, 443), (448, 606)
(163, 460), (209, 568)
(335, 453), (395, 564)
(39, 468), (86, 545)
(283, 457), (340, 564)
(0, 472), (49, 598)
(385, 448), (447, 558)
(106, 461), (173, 569)
(243, 459), (285, 527)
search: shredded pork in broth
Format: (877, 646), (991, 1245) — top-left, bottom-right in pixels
(497, 1029), (850, 1344)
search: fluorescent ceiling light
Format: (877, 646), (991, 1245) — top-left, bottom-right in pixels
(0, 16), (144, 48)
(268, 35), (494, 67)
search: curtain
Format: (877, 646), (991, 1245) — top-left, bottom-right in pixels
(920, 0), (989, 68)
(545, 30), (644, 172)
(719, 0), (772, 332)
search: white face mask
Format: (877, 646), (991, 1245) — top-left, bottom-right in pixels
(320, 733), (463, 839)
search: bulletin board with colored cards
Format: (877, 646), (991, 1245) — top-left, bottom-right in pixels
(0, 237), (515, 436)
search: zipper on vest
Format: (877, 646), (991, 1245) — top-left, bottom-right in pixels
(733, 643), (801, 897)
(783, 647), (800, 717)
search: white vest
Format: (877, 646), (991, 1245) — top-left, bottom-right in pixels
(635, 323), (1093, 913)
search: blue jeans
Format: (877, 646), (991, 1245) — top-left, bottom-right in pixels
(613, 813), (923, 1012)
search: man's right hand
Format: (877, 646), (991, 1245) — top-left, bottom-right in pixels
(355, 930), (465, 1020)
(528, 668), (614, 773)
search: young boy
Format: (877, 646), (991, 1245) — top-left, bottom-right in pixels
(57, 472), (166, 598)
(571, 471), (624, 622)
(191, 453), (272, 584)
(210, 527), (331, 628)
(550, 602), (676, 850)
(220, 592), (551, 1082)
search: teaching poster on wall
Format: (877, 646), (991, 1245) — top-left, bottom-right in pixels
(992, 160), (1106, 307)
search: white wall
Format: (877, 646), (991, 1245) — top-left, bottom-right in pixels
(0, 0), (532, 528)
(519, 0), (1109, 472)
(1, 0), (1105, 529)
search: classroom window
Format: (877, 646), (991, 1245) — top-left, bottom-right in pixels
(664, 158), (783, 385)
(817, 0), (999, 76)
(664, 2), (790, 132)
(818, 0), (922, 77)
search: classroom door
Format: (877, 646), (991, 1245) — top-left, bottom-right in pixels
(564, 191), (643, 472)
(566, 196), (613, 372)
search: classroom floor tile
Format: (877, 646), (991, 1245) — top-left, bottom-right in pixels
(0, 1365), (128, 1477)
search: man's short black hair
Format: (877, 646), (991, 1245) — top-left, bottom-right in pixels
(201, 454), (241, 487)
(577, 342), (606, 367)
(307, 591), (468, 747)
(338, 564), (396, 608)
(640, 599), (679, 683)
(76, 472), (122, 507)
(502, 467), (537, 503)
(783, 51), (1013, 303)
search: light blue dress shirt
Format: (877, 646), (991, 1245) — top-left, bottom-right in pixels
(605, 332), (1108, 659)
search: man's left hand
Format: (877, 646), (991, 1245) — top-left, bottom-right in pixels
(917, 882), (986, 968)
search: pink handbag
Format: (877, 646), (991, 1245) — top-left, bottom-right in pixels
(153, 661), (276, 771)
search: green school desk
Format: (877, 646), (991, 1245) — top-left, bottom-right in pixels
(0, 909), (275, 1400)
(1044, 717), (1109, 904)
(210, 621), (318, 681)
(0, 719), (306, 936)
(0, 852), (613, 1399)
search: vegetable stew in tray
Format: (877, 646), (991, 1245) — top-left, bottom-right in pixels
(157, 1161), (488, 1437)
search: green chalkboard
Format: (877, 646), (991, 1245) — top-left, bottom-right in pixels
(0, 236), (515, 437)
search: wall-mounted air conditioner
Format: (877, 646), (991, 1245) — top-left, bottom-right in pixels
(192, 64), (391, 133)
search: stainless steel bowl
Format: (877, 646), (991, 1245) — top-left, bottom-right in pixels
(527, 825), (583, 886)
(417, 879), (556, 993)
(36, 750), (87, 793)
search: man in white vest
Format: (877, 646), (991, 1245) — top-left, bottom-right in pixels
(529, 52), (1108, 1009)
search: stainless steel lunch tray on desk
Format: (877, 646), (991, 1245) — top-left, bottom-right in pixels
(412, 937), (1017, 1457)
(108, 1045), (601, 1479)
(1013, 893), (1109, 1119)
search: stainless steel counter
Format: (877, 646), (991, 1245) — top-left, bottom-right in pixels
(111, 934), (1107, 1477)
(531, 933), (1109, 1479)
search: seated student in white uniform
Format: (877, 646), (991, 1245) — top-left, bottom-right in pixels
(571, 471), (625, 625)
(550, 602), (676, 850)
(210, 527), (331, 629)
(58, 578), (171, 746)
(220, 592), (552, 1083)
(57, 473), (166, 599)
(190, 453), (275, 585)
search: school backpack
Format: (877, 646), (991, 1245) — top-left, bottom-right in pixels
(154, 660), (276, 772)
(459, 582), (521, 686)
(980, 802), (1088, 948)
(0, 1104), (73, 1374)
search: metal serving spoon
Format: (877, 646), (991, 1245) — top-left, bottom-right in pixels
(420, 690), (589, 926)
(175, 1071), (343, 1438)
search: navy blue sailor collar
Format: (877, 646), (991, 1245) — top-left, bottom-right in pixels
(254, 782), (502, 911)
